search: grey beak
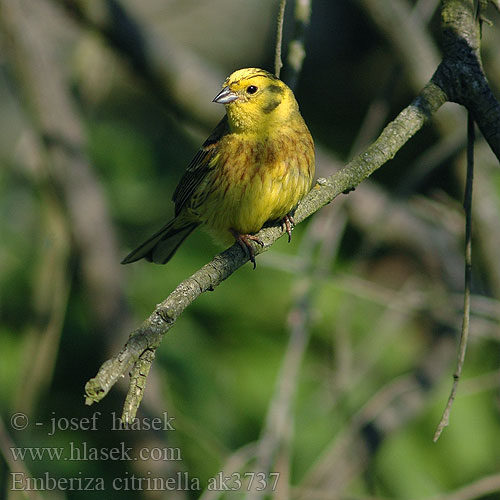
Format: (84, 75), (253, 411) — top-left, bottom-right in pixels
(213, 87), (238, 104)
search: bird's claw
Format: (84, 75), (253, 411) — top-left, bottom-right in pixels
(231, 229), (264, 269)
(281, 214), (295, 243)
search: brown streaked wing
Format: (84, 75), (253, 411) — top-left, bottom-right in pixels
(173, 116), (229, 216)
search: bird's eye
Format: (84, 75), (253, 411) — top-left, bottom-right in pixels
(246, 85), (258, 95)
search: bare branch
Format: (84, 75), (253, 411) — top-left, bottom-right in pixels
(274, 0), (287, 78)
(433, 112), (475, 441)
(85, 80), (447, 417)
(437, 0), (500, 160)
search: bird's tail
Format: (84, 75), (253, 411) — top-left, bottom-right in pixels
(121, 217), (199, 265)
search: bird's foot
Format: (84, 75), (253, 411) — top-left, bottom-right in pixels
(281, 214), (295, 242)
(230, 229), (264, 269)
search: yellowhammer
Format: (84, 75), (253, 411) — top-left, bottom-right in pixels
(122, 68), (315, 268)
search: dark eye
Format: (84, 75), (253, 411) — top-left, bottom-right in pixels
(246, 85), (258, 95)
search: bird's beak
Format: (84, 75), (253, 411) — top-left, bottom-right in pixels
(213, 87), (238, 104)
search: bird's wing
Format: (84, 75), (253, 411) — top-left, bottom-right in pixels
(173, 115), (229, 216)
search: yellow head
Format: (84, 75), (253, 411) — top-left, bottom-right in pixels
(213, 68), (299, 134)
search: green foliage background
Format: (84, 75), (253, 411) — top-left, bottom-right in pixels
(1, 0), (500, 499)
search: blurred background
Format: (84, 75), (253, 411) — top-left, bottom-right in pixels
(1, 0), (500, 498)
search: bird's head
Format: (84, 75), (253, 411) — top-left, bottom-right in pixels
(213, 68), (298, 133)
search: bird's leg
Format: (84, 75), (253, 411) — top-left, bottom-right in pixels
(281, 213), (295, 243)
(230, 229), (264, 269)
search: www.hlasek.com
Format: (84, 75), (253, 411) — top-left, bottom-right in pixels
(10, 441), (182, 462)
(10, 472), (280, 492)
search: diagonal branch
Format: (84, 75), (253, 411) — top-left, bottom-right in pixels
(84, 79), (447, 419)
(85, 0), (499, 423)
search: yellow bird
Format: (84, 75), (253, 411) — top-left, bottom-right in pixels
(122, 68), (315, 267)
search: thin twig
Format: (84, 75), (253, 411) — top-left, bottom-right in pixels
(433, 112), (475, 442)
(121, 349), (156, 423)
(274, 0), (287, 77)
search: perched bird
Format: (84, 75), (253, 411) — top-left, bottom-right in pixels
(122, 68), (315, 268)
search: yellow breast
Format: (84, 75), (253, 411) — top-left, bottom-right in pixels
(194, 122), (314, 244)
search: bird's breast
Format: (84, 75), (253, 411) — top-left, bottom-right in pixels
(194, 126), (314, 243)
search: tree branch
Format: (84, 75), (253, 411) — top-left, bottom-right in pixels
(83, 0), (499, 423)
(274, 0), (287, 78)
(85, 80), (447, 419)
(437, 0), (500, 160)
(433, 112), (475, 441)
